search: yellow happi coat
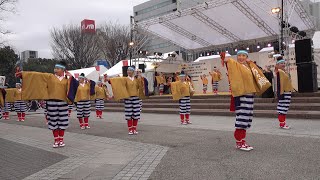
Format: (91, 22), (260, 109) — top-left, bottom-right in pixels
(211, 71), (222, 82)
(5, 88), (16, 103)
(156, 76), (166, 85)
(92, 85), (109, 100)
(0, 89), (4, 107)
(201, 77), (208, 85)
(225, 59), (259, 97)
(109, 77), (145, 101)
(277, 69), (294, 95)
(171, 81), (194, 100)
(21, 72), (70, 102)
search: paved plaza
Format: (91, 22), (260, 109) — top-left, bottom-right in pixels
(1, 111), (320, 180)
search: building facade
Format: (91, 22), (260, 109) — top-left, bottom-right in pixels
(21, 50), (38, 63)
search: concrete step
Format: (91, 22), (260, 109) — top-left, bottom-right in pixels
(106, 97), (320, 104)
(147, 92), (320, 100)
(103, 107), (320, 120)
(105, 103), (320, 111)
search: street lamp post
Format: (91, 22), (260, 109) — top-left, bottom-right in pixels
(129, 16), (134, 67)
(129, 41), (134, 66)
(280, 0), (284, 55)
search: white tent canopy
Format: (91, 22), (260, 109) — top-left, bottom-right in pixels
(137, 0), (314, 51)
(313, 31), (320, 88)
(194, 54), (231, 62)
(69, 65), (108, 82)
(103, 51), (184, 77)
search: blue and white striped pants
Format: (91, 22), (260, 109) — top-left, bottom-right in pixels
(3, 102), (12, 112)
(14, 100), (27, 113)
(47, 100), (69, 130)
(76, 100), (91, 118)
(68, 104), (74, 110)
(179, 96), (191, 115)
(95, 99), (104, 110)
(277, 92), (292, 115)
(159, 84), (164, 92)
(124, 96), (141, 120)
(212, 81), (219, 90)
(203, 84), (208, 91)
(235, 94), (254, 130)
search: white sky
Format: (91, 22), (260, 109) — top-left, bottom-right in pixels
(4, 0), (149, 58)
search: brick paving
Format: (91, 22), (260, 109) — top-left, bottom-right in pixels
(0, 138), (66, 180)
(0, 123), (168, 180)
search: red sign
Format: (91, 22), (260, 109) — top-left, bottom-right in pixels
(122, 60), (128, 66)
(81, 19), (96, 33)
(95, 66), (100, 71)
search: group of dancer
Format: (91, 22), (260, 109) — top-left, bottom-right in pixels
(200, 67), (222, 94)
(0, 49), (293, 152)
(0, 83), (27, 121)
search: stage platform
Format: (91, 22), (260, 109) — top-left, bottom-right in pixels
(104, 92), (320, 120)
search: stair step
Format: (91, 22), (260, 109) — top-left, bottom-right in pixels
(104, 107), (320, 119)
(104, 103), (320, 111)
(106, 97), (320, 104)
(147, 92), (320, 99)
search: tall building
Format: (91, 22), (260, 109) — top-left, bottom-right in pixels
(21, 50), (38, 63)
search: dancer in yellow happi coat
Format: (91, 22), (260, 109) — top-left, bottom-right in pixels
(94, 80), (110, 119)
(106, 67), (148, 135)
(222, 50), (270, 151)
(209, 67), (222, 95)
(275, 56), (294, 130)
(171, 72), (195, 125)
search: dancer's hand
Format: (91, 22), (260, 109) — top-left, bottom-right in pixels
(65, 70), (72, 77)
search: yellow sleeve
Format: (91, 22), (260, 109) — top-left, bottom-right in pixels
(0, 90), (4, 107)
(279, 69), (293, 94)
(22, 71), (51, 100)
(171, 82), (182, 100)
(109, 77), (130, 101)
(218, 72), (222, 81)
(6, 88), (15, 102)
(155, 76), (161, 85)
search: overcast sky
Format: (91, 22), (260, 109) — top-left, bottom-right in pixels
(4, 0), (148, 58)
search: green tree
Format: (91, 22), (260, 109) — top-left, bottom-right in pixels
(23, 58), (59, 73)
(0, 46), (18, 87)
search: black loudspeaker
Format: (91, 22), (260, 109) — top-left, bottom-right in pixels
(272, 41), (280, 53)
(122, 66), (129, 77)
(295, 39), (313, 64)
(138, 64), (145, 73)
(297, 62), (318, 92)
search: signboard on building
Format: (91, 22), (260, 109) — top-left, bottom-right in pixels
(81, 19), (96, 34)
(184, 61), (212, 93)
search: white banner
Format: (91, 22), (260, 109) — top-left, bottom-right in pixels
(0, 76), (5, 87)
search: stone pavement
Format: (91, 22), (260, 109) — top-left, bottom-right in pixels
(0, 122), (168, 180)
(2, 111), (320, 179)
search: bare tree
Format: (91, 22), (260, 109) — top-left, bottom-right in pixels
(0, 0), (18, 44)
(51, 24), (101, 69)
(98, 22), (149, 66)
